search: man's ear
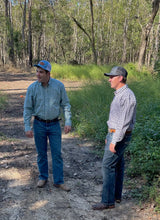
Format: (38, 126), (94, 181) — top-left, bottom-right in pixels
(119, 75), (123, 82)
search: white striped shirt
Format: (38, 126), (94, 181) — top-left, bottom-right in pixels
(107, 84), (136, 145)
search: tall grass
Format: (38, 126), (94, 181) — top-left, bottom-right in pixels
(67, 63), (160, 211)
(51, 62), (151, 81)
(51, 63), (112, 80)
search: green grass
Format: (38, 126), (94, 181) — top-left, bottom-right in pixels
(51, 62), (151, 81)
(51, 63), (112, 80)
(0, 92), (7, 112)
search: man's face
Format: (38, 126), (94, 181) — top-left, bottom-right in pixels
(108, 75), (123, 90)
(36, 67), (50, 84)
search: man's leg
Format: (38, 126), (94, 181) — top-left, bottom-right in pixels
(92, 132), (117, 210)
(101, 133), (118, 206)
(48, 121), (64, 185)
(115, 133), (132, 201)
(115, 156), (124, 202)
(33, 119), (48, 181)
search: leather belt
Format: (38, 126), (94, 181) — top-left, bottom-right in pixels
(35, 116), (59, 123)
(108, 128), (116, 133)
(108, 128), (132, 134)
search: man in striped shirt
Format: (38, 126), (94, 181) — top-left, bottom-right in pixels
(93, 66), (136, 210)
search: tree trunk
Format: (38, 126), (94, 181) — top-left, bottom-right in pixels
(21, 0), (26, 42)
(122, 18), (128, 63)
(72, 0), (97, 64)
(89, 0), (97, 64)
(28, 0), (33, 67)
(20, 0), (27, 65)
(4, 0), (15, 64)
(138, 0), (160, 69)
(152, 12), (160, 68)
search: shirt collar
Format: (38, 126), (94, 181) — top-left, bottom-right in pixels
(114, 84), (128, 95)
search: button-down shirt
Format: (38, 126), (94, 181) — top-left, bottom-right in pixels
(23, 78), (71, 132)
(107, 84), (136, 145)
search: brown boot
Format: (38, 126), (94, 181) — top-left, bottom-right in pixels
(37, 179), (47, 188)
(53, 184), (71, 192)
(92, 202), (115, 210)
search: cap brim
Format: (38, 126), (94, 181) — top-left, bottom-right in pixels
(34, 64), (46, 70)
(104, 73), (110, 76)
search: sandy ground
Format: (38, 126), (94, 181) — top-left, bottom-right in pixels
(0, 71), (159, 220)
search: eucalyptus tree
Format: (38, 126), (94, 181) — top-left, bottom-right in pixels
(31, 0), (73, 64)
(1, 0), (160, 68)
(71, 0), (97, 64)
(28, 0), (32, 66)
(4, 0), (15, 64)
(152, 11), (160, 68)
(0, 2), (6, 65)
(138, 0), (160, 69)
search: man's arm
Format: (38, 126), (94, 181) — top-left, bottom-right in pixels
(60, 84), (72, 133)
(23, 87), (34, 137)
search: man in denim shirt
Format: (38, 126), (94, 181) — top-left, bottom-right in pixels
(24, 60), (71, 191)
(93, 66), (136, 210)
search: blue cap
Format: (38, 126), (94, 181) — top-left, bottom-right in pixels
(34, 60), (51, 72)
(104, 66), (128, 78)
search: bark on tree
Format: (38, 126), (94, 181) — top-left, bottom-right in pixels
(28, 0), (33, 67)
(20, 0), (27, 65)
(122, 18), (128, 63)
(152, 12), (160, 68)
(72, 0), (97, 64)
(89, 0), (97, 64)
(4, 0), (15, 64)
(138, 0), (160, 69)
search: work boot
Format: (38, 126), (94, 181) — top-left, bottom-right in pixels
(37, 179), (47, 188)
(53, 184), (71, 192)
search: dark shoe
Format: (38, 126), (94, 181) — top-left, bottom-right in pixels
(115, 199), (121, 203)
(53, 184), (71, 192)
(37, 179), (47, 188)
(92, 202), (115, 210)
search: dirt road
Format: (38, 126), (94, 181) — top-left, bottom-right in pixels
(0, 71), (159, 220)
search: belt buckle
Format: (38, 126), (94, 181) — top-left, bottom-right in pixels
(109, 128), (115, 133)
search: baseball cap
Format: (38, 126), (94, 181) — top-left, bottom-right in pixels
(104, 66), (128, 78)
(34, 60), (51, 72)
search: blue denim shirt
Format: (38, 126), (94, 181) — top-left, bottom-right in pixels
(23, 78), (71, 131)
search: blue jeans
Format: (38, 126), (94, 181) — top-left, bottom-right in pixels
(33, 119), (64, 184)
(101, 132), (131, 206)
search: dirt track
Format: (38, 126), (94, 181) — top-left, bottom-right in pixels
(0, 71), (159, 220)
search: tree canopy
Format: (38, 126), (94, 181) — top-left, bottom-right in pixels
(0, 0), (160, 68)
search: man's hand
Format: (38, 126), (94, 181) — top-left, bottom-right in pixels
(64, 126), (71, 134)
(25, 130), (33, 138)
(109, 143), (116, 153)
